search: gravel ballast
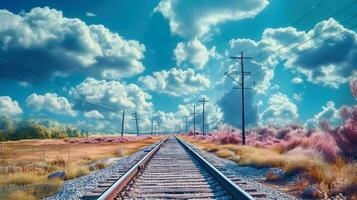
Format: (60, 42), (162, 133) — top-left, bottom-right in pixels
(46, 142), (158, 200)
(47, 139), (298, 200)
(183, 140), (298, 200)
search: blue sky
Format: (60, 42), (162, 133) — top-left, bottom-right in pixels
(0, 0), (356, 133)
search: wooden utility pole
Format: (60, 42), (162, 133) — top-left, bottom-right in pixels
(191, 105), (196, 134)
(121, 110), (125, 137)
(184, 116), (188, 134)
(134, 112), (139, 136)
(151, 118), (154, 135)
(199, 97), (209, 135)
(230, 52), (252, 145)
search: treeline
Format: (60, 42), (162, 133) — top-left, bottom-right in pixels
(0, 115), (86, 141)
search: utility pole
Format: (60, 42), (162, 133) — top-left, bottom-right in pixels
(121, 110), (125, 137)
(199, 97), (209, 135)
(134, 112), (139, 136)
(184, 116), (188, 134)
(229, 52), (252, 145)
(157, 122), (161, 135)
(191, 105), (196, 134)
(151, 118), (154, 135)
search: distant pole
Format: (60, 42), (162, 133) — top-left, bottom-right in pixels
(134, 112), (139, 136)
(157, 122), (161, 135)
(121, 110), (125, 137)
(230, 52), (252, 145)
(153, 122), (156, 135)
(151, 118), (154, 135)
(191, 105), (196, 134)
(185, 116), (188, 134)
(199, 97), (209, 135)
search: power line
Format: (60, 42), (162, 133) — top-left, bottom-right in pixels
(254, 0), (355, 62)
(248, 14), (357, 80)
(277, 13), (357, 59)
(291, 0), (326, 27)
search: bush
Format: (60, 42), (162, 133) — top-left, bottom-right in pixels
(0, 118), (84, 141)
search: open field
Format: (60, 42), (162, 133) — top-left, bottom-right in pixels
(0, 135), (162, 200)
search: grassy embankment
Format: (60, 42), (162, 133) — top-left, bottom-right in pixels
(0, 136), (162, 200)
(181, 136), (357, 199)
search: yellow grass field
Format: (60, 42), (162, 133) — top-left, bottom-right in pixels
(0, 136), (163, 200)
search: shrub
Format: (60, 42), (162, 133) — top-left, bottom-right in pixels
(328, 106), (357, 158)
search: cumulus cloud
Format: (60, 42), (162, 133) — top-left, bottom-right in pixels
(224, 18), (357, 93)
(26, 93), (76, 116)
(139, 68), (210, 96)
(225, 38), (277, 94)
(154, 0), (269, 39)
(69, 78), (153, 114)
(174, 38), (216, 69)
(84, 110), (104, 119)
(152, 101), (223, 133)
(259, 92), (299, 126)
(194, 98), (223, 131)
(219, 90), (257, 128)
(283, 19), (357, 88)
(0, 7), (145, 81)
(0, 96), (23, 116)
(350, 76), (357, 100)
(305, 101), (342, 128)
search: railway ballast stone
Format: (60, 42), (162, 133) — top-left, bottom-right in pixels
(302, 184), (323, 199)
(48, 171), (66, 180)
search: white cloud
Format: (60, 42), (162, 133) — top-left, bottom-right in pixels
(351, 76), (357, 100)
(69, 78), (153, 115)
(86, 12), (96, 17)
(225, 38), (277, 94)
(75, 120), (118, 132)
(26, 93), (76, 116)
(84, 110), (104, 119)
(153, 100), (223, 133)
(305, 101), (342, 128)
(291, 77), (303, 84)
(0, 7), (145, 81)
(174, 38), (215, 69)
(224, 18), (357, 93)
(293, 93), (303, 101)
(139, 68), (210, 96)
(282, 19), (357, 88)
(0, 96), (22, 116)
(259, 92), (299, 126)
(154, 0), (269, 39)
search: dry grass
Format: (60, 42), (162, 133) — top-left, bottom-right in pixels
(181, 136), (357, 198)
(0, 136), (162, 199)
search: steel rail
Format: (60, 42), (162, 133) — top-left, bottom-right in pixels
(176, 136), (256, 200)
(97, 137), (168, 200)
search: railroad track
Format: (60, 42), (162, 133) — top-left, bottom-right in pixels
(82, 136), (269, 200)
